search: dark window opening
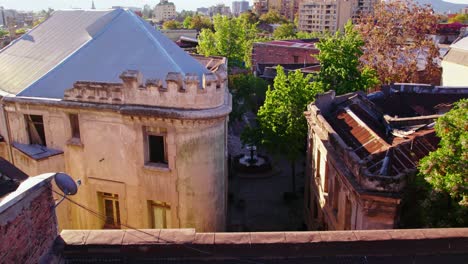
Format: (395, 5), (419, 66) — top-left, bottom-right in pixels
(293, 55), (299, 63)
(25, 115), (46, 146)
(69, 114), (80, 139)
(148, 135), (167, 164)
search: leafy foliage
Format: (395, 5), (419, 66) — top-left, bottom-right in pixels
(419, 99), (468, 204)
(448, 14), (468, 24)
(0, 29), (8, 38)
(229, 74), (268, 123)
(400, 99), (468, 228)
(273, 23), (296, 39)
(162, 20), (183, 29)
(315, 21), (379, 95)
(183, 15), (213, 31)
(197, 15), (258, 68)
(259, 10), (288, 24)
(254, 66), (322, 162)
(356, 0), (440, 84)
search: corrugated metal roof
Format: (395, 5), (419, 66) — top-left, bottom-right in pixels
(0, 9), (209, 99)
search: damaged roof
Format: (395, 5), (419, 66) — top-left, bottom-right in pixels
(0, 9), (209, 99)
(324, 86), (467, 177)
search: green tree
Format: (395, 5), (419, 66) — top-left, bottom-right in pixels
(259, 10), (287, 24)
(183, 16), (192, 28)
(419, 99), (468, 205)
(252, 67), (323, 193)
(448, 14), (468, 24)
(239, 10), (259, 24)
(400, 99), (468, 228)
(273, 23), (296, 39)
(229, 74), (268, 123)
(187, 15), (213, 31)
(162, 20), (182, 29)
(0, 29), (8, 38)
(315, 21), (379, 95)
(197, 15), (257, 68)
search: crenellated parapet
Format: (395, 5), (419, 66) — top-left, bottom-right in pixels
(64, 70), (228, 110)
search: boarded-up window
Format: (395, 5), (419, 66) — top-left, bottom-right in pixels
(149, 201), (171, 228)
(25, 115), (46, 146)
(69, 114), (80, 139)
(148, 135), (167, 164)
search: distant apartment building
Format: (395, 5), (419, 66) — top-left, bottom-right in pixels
(253, 0), (268, 16)
(197, 7), (209, 16)
(462, 7), (468, 14)
(352, 0), (379, 20)
(305, 85), (468, 230)
(442, 35), (468, 86)
(209, 4), (231, 17)
(298, 0), (355, 33)
(232, 1), (250, 16)
(154, 0), (176, 22)
(0, 8), (34, 28)
(0, 9), (230, 232)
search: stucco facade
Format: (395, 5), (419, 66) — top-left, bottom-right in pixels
(0, 58), (231, 232)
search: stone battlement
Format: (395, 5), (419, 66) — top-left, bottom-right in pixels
(64, 70), (228, 110)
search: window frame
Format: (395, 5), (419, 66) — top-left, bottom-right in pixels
(144, 127), (169, 169)
(25, 114), (46, 146)
(98, 192), (121, 229)
(148, 200), (171, 229)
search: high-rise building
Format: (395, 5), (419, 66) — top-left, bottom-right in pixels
(253, 0), (268, 16)
(208, 4), (231, 17)
(298, 0), (356, 33)
(232, 1), (250, 16)
(154, 0), (176, 22)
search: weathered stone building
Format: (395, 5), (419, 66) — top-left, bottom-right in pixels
(0, 9), (230, 232)
(305, 84), (468, 230)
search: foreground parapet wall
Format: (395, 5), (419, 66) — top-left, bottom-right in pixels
(54, 228), (468, 263)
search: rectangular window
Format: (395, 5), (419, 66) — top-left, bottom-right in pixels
(149, 201), (171, 228)
(315, 149), (321, 178)
(148, 135), (167, 164)
(345, 196), (352, 230)
(332, 178), (340, 215)
(99, 192), (121, 229)
(25, 115), (46, 146)
(69, 114), (80, 139)
(293, 55), (299, 63)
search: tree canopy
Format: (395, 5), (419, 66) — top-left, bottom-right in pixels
(356, 0), (440, 84)
(419, 99), (468, 205)
(315, 21), (379, 95)
(247, 67), (323, 192)
(259, 10), (287, 24)
(448, 14), (468, 24)
(197, 15), (258, 67)
(162, 20), (183, 29)
(186, 15), (213, 31)
(229, 74), (268, 123)
(273, 23), (296, 39)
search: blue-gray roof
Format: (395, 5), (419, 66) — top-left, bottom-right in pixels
(0, 9), (209, 99)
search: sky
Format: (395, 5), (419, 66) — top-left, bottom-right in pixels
(0, 0), (251, 12)
(0, 0), (466, 12)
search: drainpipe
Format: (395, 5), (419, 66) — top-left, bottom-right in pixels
(0, 96), (15, 165)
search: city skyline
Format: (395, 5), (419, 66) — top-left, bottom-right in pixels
(0, 0), (253, 12)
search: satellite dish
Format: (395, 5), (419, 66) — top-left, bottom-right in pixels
(54, 172), (78, 195)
